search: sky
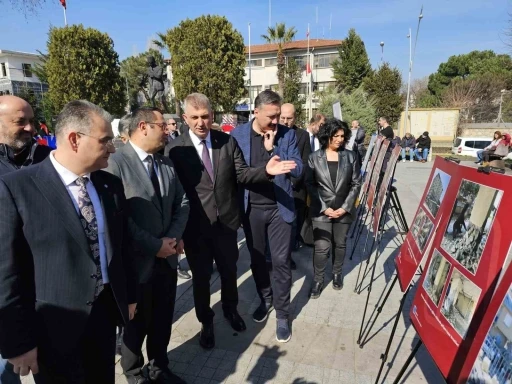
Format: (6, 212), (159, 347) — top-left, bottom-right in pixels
(0, 0), (509, 81)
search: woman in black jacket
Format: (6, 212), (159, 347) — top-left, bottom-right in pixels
(305, 118), (362, 298)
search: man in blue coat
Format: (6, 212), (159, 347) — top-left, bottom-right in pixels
(231, 90), (303, 343)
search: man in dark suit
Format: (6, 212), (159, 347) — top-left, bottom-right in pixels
(231, 90), (303, 343)
(0, 95), (51, 384)
(350, 120), (366, 165)
(168, 93), (297, 350)
(279, 103), (311, 253)
(0, 100), (137, 383)
(106, 107), (189, 384)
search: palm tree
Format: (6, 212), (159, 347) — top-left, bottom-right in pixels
(261, 23), (297, 96)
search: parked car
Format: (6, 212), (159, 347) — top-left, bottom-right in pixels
(452, 137), (492, 157)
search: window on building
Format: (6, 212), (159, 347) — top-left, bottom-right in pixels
(315, 82), (336, 93)
(265, 58), (278, 66)
(22, 63), (33, 78)
(246, 59), (263, 67)
(0, 63), (6, 77)
(504, 313), (512, 328)
(245, 85), (262, 100)
(292, 56), (307, 71)
(314, 53), (338, 68)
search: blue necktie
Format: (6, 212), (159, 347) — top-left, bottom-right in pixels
(310, 134), (316, 152)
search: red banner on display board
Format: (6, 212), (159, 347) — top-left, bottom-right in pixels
(360, 136), (384, 198)
(373, 145), (402, 234)
(366, 139), (390, 210)
(395, 157), (458, 292)
(457, 242), (512, 383)
(408, 163), (512, 379)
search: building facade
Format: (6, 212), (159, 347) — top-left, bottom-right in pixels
(0, 49), (48, 98)
(239, 39), (341, 118)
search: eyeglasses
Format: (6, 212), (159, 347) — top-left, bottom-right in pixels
(146, 122), (168, 130)
(76, 132), (115, 148)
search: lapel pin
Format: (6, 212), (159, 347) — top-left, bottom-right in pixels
(104, 184), (108, 188)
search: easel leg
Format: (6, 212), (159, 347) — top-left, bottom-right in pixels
(374, 285), (411, 384)
(349, 204), (372, 260)
(357, 230), (383, 345)
(354, 237), (376, 293)
(391, 339), (422, 384)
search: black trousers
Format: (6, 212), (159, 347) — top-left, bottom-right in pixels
(121, 261), (177, 378)
(243, 206), (292, 319)
(312, 221), (350, 282)
(184, 222), (239, 324)
(294, 197), (306, 244)
(34, 286), (119, 384)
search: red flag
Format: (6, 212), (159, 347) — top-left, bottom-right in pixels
(306, 61), (311, 74)
(60, 0), (66, 9)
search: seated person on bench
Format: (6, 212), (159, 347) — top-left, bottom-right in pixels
(414, 132), (431, 162)
(482, 133), (511, 165)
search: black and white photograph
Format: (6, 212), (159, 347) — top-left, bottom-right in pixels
(424, 168), (451, 218)
(423, 249), (452, 307)
(441, 180), (503, 274)
(468, 286), (512, 384)
(440, 269), (482, 338)
(411, 208), (435, 252)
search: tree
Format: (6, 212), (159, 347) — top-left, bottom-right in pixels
(1, 0), (45, 14)
(261, 23), (297, 96)
(332, 28), (371, 93)
(317, 85), (377, 131)
(363, 62), (403, 125)
(282, 57), (305, 126)
(427, 50), (512, 97)
(120, 49), (164, 111)
(162, 15), (246, 113)
(45, 25), (126, 116)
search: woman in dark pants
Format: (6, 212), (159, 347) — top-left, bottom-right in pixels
(306, 118), (362, 299)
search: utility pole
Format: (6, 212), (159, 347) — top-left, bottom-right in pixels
(248, 23), (253, 119)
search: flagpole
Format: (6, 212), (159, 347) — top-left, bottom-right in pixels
(248, 23), (252, 119)
(63, 7), (67, 26)
(307, 24), (311, 121)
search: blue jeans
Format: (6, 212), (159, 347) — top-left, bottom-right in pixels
(0, 356), (21, 384)
(401, 148), (415, 160)
(415, 148), (429, 161)
(476, 149), (484, 162)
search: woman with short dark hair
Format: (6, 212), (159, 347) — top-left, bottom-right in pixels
(305, 118), (362, 298)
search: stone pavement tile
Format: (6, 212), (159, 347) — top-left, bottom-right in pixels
(299, 325), (342, 368)
(193, 377), (212, 384)
(198, 366), (216, 379)
(332, 350), (355, 372)
(173, 362), (191, 374)
(205, 357), (223, 369)
(214, 368), (235, 382)
(355, 374), (374, 384)
(337, 370), (356, 384)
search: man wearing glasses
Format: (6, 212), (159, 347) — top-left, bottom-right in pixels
(106, 107), (189, 384)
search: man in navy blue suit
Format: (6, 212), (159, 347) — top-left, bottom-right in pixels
(231, 90), (303, 343)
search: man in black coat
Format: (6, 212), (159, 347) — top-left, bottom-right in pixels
(280, 103), (311, 252)
(168, 93), (297, 350)
(0, 95), (51, 384)
(0, 100), (137, 383)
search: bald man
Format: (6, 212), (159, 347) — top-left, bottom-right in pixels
(0, 96), (51, 382)
(0, 96), (51, 177)
(279, 103), (311, 255)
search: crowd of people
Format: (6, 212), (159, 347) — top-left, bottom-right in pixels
(0, 90), (401, 384)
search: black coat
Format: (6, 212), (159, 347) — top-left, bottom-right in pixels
(168, 129), (268, 234)
(0, 158), (136, 359)
(291, 126), (311, 202)
(305, 149), (362, 223)
(0, 140), (52, 176)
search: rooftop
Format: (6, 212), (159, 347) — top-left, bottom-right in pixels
(245, 39), (342, 54)
(0, 49), (41, 58)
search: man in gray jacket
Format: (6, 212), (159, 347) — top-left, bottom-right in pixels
(105, 107), (189, 384)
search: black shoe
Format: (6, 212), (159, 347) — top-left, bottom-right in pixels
(199, 322), (215, 349)
(177, 268), (191, 280)
(333, 274), (344, 290)
(224, 310), (247, 332)
(276, 319), (292, 343)
(290, 258), (297, 270)
(127, 375), (150, 384)
(252, 301), (274, 322)
(150, 369), (186, 384)
(309, 281), (323, 299)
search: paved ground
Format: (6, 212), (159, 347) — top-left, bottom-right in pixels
(23, 158), (449, 384)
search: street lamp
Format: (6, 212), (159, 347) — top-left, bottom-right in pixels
(404, 6), (424, 135)
(380, 42), (384, 63)
(497, 89), (510, 126)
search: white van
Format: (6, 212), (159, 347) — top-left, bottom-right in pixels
(452, 137), (492, 157)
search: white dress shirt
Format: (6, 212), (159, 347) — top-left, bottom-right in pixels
(49, 152), (109, 283)
(189, 130), (214, 173)
(307, 129), (320, 152)
(129, 141), (163, 195)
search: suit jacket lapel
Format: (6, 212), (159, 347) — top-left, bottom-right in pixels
(156, 154), (172, 217)
(211, 133), (220, 185)
(90, 172), (113, 264)
(122, 144), (163, 214)
(32, 158), (93, 261)
(335, 151), (346, 190)
(318, 150), (335, 192)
